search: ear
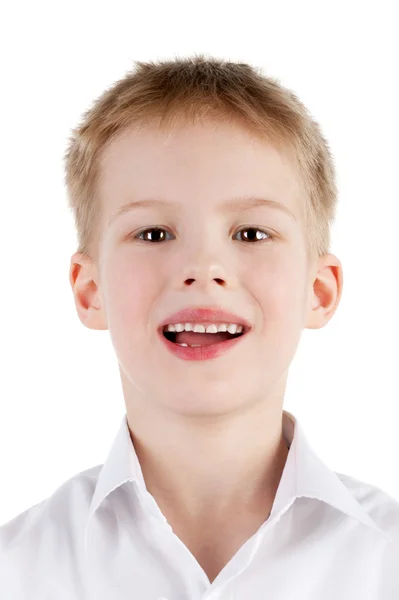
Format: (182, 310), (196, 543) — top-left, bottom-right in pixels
(305, 253), (343, 330)
(69, 252), (108, 331)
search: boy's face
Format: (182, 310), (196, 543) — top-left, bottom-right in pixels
(71, 119), (341, 417)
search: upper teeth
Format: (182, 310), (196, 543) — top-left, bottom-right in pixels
(164, 323), (244, 334)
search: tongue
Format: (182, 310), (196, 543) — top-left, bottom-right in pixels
(175, 331), (233, 346)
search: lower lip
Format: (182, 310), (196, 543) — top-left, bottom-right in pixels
(158, 331), (249, 361)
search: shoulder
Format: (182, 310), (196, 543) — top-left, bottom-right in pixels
(0, 463), (101, 548)
(336, 471), (399, 544)
(0, 464), (102, 597)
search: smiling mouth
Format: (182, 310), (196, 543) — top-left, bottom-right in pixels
(163, 329), (246, 346)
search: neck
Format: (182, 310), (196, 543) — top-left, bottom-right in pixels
(126, 398), (289, 523)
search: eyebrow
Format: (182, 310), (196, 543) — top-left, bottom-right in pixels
(108, 195), (297, 227)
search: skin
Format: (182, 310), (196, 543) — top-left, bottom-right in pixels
(69, 118), (343, 581)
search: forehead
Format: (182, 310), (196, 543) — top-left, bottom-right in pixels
(98, 120), (305, 221)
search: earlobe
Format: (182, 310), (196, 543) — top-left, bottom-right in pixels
(306, 254), (343, 330)
(69, 253), (108, 331)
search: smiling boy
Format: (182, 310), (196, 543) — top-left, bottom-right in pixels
(1, 55), (398, 599)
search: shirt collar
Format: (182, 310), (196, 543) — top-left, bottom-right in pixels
(85, 410), (392, 550)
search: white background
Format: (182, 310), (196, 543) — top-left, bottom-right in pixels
(0, 0), (398, 525)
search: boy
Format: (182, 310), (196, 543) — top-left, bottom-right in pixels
(1, 54), (398, 598)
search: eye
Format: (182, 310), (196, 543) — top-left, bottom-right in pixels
(235, 227), (272, 243)
(133, 226), (273, 243)
(134, 228), (173, 242)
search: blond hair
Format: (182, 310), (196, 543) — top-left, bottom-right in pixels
(63, 54), (338, 265)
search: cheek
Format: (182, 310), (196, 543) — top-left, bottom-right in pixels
(252, 261), (306, 328)
(103, 258), (158, 332)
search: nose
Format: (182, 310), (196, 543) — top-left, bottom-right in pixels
(179, 243), (235, 290)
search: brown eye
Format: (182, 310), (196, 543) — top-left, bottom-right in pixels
(135, 228), (172, 242)
(235, 227), (272, 242)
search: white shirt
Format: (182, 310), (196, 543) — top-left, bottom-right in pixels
(1, 409), (399, 599)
